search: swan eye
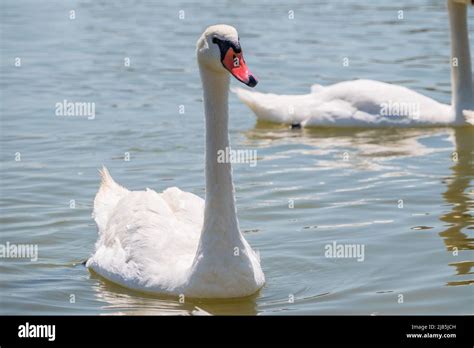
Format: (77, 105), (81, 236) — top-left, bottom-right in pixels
(212, 37), (220, 44)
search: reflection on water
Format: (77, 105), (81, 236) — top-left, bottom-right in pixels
(247, 120), (450, 162)
(90, 272), (259, 315)
(246, 122), (474, 292)
(440, 127), (474, 286)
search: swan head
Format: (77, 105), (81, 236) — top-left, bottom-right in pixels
(197, 24), (257, 87)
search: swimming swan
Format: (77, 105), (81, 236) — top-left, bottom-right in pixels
(235, 0), (474, 127)
(87, 25), (264, 298)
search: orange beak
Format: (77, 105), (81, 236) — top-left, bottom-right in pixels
(221, 47), (257, 87)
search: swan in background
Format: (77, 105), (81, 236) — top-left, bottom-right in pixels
(235, 0), (474, 128)
(87, 25), (264, 298)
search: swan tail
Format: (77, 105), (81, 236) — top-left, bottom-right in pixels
(93, 166), (130, 234)
(233, 87), (268, 119)
(233, 87), (257, 108)
(310, 84), (324, 94)
(234, 87), (289, 123)
(234, 87), (312, 125)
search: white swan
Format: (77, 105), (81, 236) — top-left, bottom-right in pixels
(87, 25), (264, 298)
(235, 0), (474, 128)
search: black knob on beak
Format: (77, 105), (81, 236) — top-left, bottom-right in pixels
(247, 75), (258, 88)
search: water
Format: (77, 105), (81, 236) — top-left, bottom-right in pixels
(1, 0), (473, 315)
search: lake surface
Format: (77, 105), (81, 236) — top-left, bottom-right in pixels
(0, 0), (473, 315)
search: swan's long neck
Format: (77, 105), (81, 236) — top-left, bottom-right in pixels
(199, 66), (240, 241)
(449, 0), (473, 122)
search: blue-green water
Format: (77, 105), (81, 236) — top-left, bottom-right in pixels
(0, 0), (473, 315)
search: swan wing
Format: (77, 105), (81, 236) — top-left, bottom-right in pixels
(161, 186), (205, 228)
(88, 170), (205, 294)
(318, 80), (452, 123)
